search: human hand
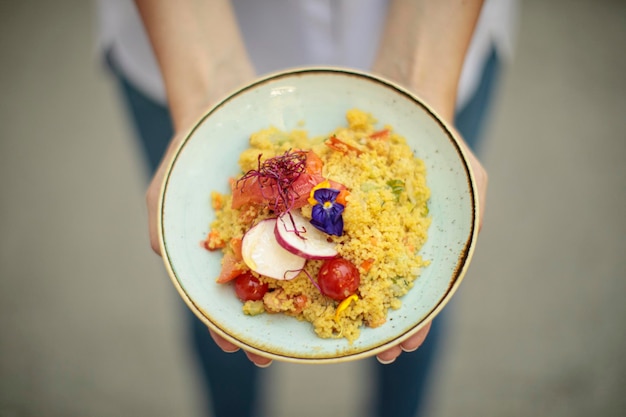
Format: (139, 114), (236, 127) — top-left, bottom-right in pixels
(371, 0), (487, 365)
(373, 123), (487, 364)
(374, 129), (488, 365)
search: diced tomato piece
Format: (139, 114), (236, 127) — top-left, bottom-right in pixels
(325, 135), (362, 155)
(336, 189), (350, 206)
(360, 258), (375, 273)
(237, 204), (260, 226)
(205, 230), (226, 250)
(216, 252), (246, 283)
(304, 151), (324, 174)
(229, 237), (243, 260)
(210, 191), (225, 210)
(231, 176), (265, 209)
(402, 236), (415, 254)
(290, 172), (325, 208)
(293, 295), (308, 314)
(369, 129), (390, 140)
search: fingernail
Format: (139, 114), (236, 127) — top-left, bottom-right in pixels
(401, 345), (419, 353)
(255, 360), (273, 368)
(376, 356), (396, 365)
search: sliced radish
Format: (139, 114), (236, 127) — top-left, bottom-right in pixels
(241, 218), (305, 280)
(275, 211), (338, 260)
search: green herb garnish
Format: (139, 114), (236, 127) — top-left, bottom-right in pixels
(386, 179), (405, 201)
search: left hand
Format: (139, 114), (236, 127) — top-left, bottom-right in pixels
(370, 0), (487, 366)
(375, 133), (488, 364)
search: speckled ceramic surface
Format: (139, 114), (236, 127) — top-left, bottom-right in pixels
(158, 68), (479, 364)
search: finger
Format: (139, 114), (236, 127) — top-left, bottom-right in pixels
(146, 132), (186, 256)
(146, 162), (167, 256)
(465, 148), (488, 232)
(244, 351), (273, 368)
(208, 329), (240, 353)
(453, 131), (488, 232)
(376, 344), (402, 364)
(208, 329), (272, 367)
(146, 181), (162, 255)
(376, 320), (432, 364)
(400, 321), (431, 352)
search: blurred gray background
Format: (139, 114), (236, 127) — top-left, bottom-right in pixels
(1, 0), (624, 416)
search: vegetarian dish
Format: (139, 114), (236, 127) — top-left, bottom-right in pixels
(205, 109), (431, 342)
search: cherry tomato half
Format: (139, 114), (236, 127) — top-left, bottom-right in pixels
(317, 258), (360, 301)
(234, 272), (269, 301)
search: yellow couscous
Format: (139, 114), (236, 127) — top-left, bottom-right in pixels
(206, 109), (431, 342)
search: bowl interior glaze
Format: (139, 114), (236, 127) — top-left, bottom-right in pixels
(159, 68), (478, 363)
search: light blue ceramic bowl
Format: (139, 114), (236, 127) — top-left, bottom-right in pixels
(158, 67), (479, 364)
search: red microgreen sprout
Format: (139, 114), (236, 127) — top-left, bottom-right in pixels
(237, 150), (307, 214)
(285, 267), (321, 292)
(278, 211), (308, 239)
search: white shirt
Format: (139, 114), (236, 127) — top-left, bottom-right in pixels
(96, 0), (518, 110)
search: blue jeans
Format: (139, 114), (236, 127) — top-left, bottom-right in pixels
(110, 49), (500, 417)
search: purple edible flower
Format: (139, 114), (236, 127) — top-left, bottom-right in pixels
(310, 188), (344, 236)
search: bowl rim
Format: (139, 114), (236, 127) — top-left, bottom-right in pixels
(157, 66), (480, 364)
